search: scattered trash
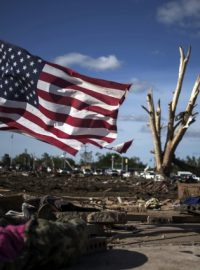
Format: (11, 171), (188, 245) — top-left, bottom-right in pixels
(145, 198), (161, 209)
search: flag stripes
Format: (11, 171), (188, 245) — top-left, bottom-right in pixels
(0, 40), (131, 154)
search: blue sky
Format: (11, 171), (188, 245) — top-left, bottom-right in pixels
(0, 0), (200, 165)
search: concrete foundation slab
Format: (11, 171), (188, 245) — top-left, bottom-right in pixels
(70, 245), (200, 270)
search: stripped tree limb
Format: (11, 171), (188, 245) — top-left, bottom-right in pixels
(146, 91), (163, 172)
(171, 75), (200, 151)
(141, 105), (150, 114)
(171, 47), (191, 113)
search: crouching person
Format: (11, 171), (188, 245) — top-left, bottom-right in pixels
(0, 217), (88, 269)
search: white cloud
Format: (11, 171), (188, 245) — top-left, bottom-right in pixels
(54, 53), (121, 71)
(157, 0), (200, 28)
(119, 114), (148, 122)
(130, 78), (153, 93)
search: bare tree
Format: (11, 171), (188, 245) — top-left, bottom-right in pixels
(142, 47), (200, 176)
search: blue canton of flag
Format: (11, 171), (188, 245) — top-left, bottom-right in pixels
(0, 41), (44, 107)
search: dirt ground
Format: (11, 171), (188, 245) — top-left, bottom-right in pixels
(1, 172), (200, 270)
(0, 171), (177, 200)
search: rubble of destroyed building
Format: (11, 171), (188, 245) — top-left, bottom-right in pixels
(0, 166), (200, 269)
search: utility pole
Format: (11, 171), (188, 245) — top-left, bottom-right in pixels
(111, 155), (115, 170)
(61, 152), (66, 169)
(84, 145), (88, 166)
(125, 158), (128, 172)
(10, 134), (14, 168)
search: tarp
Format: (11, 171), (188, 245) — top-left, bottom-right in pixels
(182, 196), (200, 205)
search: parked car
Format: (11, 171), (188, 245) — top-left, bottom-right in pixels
(105, 169), (119, 176)
(140, 171), (155, 180)
(192, 175), (200, 181)
(122, 171), (131, 178)
(57, 168), (72, 175)
(93, 169), (103, 175)
(82, 168), (93, 176)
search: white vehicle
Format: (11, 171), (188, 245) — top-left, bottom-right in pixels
(177, 171), (193, 177)
(192, 175), (200, 181)
(154, 174), (165, 181)
(82, 168), (93, 176)
(141, 171), (155, 179)
(93, 169), (103, 175)
(105, 169), (119, 176)
(122, 171), (131, 178)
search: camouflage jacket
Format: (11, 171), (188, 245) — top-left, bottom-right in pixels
(0, 217), (88, 270)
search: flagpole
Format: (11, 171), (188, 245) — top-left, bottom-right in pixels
(10, 134), (14, 168)
(125, 158), (128, 172)
(111, 155), (115, 170)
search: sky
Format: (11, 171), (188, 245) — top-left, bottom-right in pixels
(0, 0), (200, 166)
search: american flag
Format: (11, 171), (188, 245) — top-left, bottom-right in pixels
(104, 139), (133, 154)
(0, 40), (131, 155)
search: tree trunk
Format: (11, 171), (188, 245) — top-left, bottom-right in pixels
(142, 47), (200, 176)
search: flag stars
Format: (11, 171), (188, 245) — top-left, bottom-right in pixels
(0, 41), (43, 108)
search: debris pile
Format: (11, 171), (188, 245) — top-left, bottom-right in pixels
(0, 171), (177, 200)
(0, 173), (200, 269)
